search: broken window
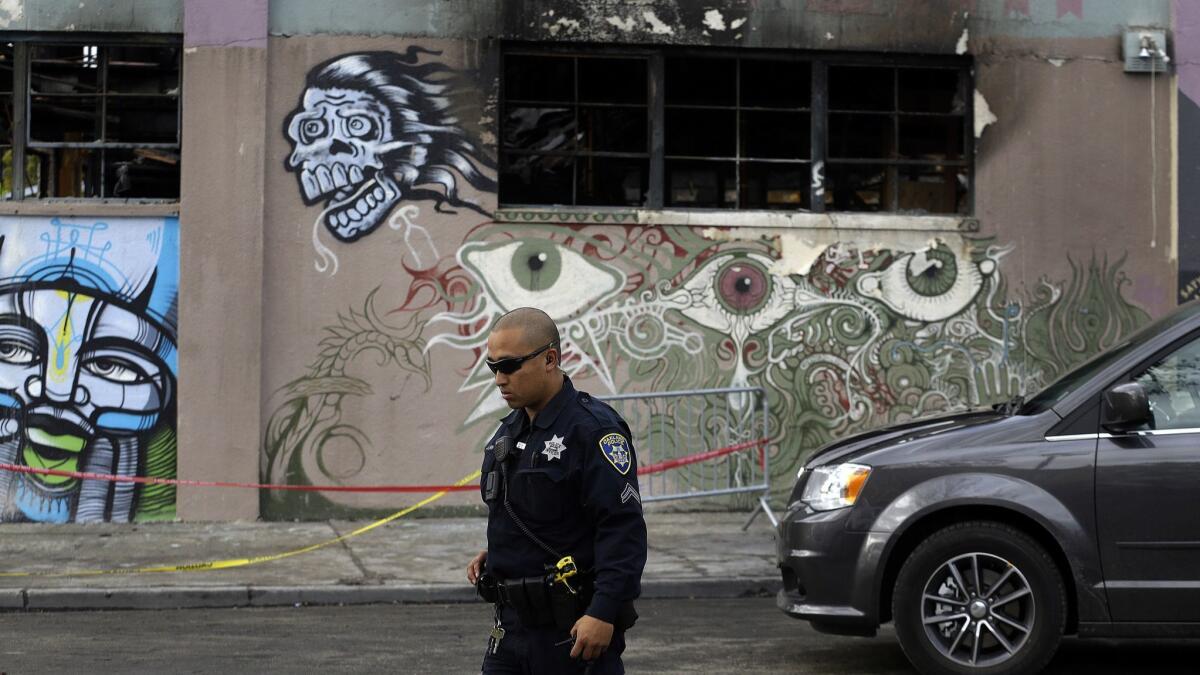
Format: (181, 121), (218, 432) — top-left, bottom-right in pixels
(501, 53), (649, 206)
(501, 47), (970, 215)
(1, 38), (181, 200)
(665, 55), (811, 210)
(826, 64), (968, 213)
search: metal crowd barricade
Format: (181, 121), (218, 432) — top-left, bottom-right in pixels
(598, 386), (777, 530)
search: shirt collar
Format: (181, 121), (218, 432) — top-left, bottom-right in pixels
(497, 374), (575, 433)
(532, 374), (574, 430)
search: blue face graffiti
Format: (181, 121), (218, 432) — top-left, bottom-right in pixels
(0, 217), (178, 523)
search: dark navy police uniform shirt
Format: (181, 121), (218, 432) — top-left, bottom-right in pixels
(480, 375), (648, 625)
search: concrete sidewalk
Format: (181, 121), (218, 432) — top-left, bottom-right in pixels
(0, 511), (780, 611)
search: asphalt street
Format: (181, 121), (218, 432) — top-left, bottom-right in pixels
(3, 598), (1200, 673)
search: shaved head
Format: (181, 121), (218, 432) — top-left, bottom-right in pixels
(493, 307), (560, 350)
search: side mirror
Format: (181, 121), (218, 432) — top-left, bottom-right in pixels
(1102, 382), (1152, 433)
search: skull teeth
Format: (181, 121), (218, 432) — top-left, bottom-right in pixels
(324, 175), (401, 240)
(299, 161), (378, 202)
(301, 171), (321, 201)
(314, 165), (334, 193)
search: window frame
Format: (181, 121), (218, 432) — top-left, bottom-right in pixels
(499, 43), (974, 215)
(1, 31), (182, 202)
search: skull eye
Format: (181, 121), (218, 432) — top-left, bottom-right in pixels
(300, 119), (328, 144)
(345, 115), (378, 140)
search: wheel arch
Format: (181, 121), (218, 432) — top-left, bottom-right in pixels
(875, 504), (1080, 635)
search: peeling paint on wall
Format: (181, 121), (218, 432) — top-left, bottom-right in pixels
(703, 9), (726, 32)
(642, 10), (675, 35)
(702, 226), (958, 277)
(974, 89), (998, 138)
(605, 15), (636, 31)
(547, 17), (581, 37)
(955, 25), (969, 54)
(0, 0), (23, 28)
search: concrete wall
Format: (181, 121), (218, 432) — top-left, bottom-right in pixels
(175, 0), (267, 520)
(251, 0), (1173, 519)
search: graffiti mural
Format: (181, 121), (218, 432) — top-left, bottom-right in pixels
(0, 216), (178, 523)
(261, 289), (429, 514)
(404, 222), (1147, 485)
(263, 217), (1149, 513)
(284, 47), (497, 274)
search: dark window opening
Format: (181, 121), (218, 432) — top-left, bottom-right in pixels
(1, 39), (181, 200)
(500, 54), (649, 207)
(501, 47), (970, 215)
(663, 56), (811, 210)
(825, 64), (969, 214)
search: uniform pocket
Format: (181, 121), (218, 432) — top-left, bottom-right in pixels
(511, 465), (575, 526)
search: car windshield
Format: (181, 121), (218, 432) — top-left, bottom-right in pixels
(1020, 302), (1200, 414)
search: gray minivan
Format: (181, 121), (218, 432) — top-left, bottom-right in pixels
(777, 301), (1200, 675)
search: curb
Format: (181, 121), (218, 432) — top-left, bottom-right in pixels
(4, 577), (781, 612)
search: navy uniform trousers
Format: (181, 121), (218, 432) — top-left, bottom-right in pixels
(481, 606), (625, 674)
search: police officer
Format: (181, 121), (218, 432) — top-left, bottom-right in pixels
(466, 307), (647, 674)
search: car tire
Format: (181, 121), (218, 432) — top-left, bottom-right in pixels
(891, 521), (1066, 675)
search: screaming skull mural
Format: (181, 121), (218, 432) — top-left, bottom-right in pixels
(0, 217), (178, 523)
(284, 47), (496, 275)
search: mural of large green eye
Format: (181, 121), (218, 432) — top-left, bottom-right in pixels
(510, 241), (562, 292)
(716, 259), (772, 313)
(460, 239), (624, 320)
(905, 244), (958, 298)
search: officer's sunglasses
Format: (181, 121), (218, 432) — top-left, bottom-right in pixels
(485, 340), (558, 375)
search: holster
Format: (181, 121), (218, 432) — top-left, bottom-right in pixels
(475, 573), (500, 604)
(548, 575), (591, 631)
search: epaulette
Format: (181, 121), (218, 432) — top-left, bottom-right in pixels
(576, 390), (620, 425)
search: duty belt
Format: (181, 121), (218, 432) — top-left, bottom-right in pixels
(478, 566), (594, 629)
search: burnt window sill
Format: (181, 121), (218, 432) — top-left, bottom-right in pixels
(0, 198), (179, 218)
(494, 206), (978, 233)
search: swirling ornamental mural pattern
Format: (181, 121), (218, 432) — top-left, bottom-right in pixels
(264, 220), (1148, 514)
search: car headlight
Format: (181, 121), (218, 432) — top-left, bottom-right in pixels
(800, 463), (872, 511)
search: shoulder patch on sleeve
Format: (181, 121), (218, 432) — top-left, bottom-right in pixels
(599, 433), (632, 475)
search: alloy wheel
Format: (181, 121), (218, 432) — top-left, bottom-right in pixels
(920, 552), (1035, 668)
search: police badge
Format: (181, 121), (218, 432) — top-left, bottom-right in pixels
(599, 433), (632, 475)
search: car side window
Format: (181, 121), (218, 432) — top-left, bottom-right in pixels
(1133, 336), (1200, 431)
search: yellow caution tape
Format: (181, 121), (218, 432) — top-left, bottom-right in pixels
(0, 470), (481, 579)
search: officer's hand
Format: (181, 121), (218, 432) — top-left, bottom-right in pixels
(569, 615), (613, 661)
(466, 549), (487, 585)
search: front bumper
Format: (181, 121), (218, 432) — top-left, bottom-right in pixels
(776, 503), (879, 637)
